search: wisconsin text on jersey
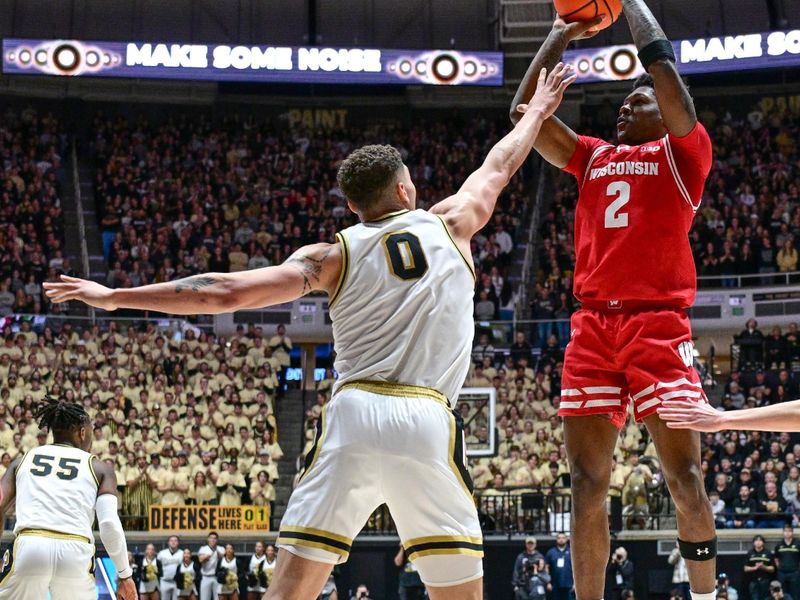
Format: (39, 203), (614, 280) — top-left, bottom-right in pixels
(589, 161), (659, 180)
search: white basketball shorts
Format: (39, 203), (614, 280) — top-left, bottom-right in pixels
(0, 528), (96, 600)
(277, 381), (483, 587)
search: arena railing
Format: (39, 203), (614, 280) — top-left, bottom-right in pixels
(517, 156), (550, 319)
(8, 312), (214, 333)
(697, 271), (800, 289)
(71, 140), (94, 324)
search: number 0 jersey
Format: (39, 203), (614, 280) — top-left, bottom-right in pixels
(14, 444), (98, 541)
(329, 209), (475, 404)
(563, 122), (712, 308)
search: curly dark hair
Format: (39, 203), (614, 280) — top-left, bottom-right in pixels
(632, 73), (655, 90)
(337, 144), (404, 211)
(36, 395), (90, 433)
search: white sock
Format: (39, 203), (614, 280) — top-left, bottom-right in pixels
(690, 590), (716, 600)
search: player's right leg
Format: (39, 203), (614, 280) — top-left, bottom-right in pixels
(270, 388), (384, 599)
(563, 416), (619, 600)
(49, 537), (98, 600)
(559, 309), (628, 600)
(0, 535), (54, 600)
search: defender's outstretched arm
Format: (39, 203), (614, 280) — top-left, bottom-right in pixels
(43, 243), (342, 315)
(621, 0), (696, 137)
(658, 399), (800, 433)
(509, 17), (602, 168)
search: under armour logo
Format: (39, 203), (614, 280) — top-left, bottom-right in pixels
(696, 548), (709, 556)
(608, 300), (621, 309)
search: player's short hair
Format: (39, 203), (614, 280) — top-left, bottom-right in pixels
(632, 72), (690, 95)
(337, 144), (405, 212)
(632, 73), (655, 91)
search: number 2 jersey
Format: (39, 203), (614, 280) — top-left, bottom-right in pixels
(563, 122), (713, 308)
(14, 444), (98, 542)
(329, 209), (475, 404)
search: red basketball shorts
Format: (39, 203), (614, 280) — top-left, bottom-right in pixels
(558, 307), (708, 429)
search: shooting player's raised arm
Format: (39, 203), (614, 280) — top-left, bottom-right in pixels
(621, 0), (696, 137)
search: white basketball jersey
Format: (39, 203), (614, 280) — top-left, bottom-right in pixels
(14, 443), (98, 541)
(158, 548), (183, 581)
(330, 209), (475, 404)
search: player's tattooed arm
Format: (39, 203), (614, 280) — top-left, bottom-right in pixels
(46, 243), (341, 314)
(621, 0), (697, 135)
(510, 17), (603, 125)
(286, 246), (333, 296)
(174, 275), (218, 294)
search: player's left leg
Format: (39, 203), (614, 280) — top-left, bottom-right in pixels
(643, 414), (716, 597)
(261, 552), (332, 600)
(623, 309), (716, 600)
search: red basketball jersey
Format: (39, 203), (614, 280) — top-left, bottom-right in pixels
(563, 122), (712, 308)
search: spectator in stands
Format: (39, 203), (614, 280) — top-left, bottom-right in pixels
(545, 533), (574, 600)
(778, 240), (799, 273)
(515, 555), (550, 600)
(775, 524), (800, 598)
(475, 290), (497, 321)
(530, 286), (555, 347)
(758, 481), (789, 528)
(716, 573), (738, 600)
(771, 581), (795, 600)
(738, 319), (765, 367)
(394, 545), (424, 600)
(728, 484), (757, 529)
(249, 471), (276, 510)
(708, 490), (726, 528)
(746, 535), (777, 600)
(350, 584), (372, 600)
(510, 331), (533, 365)
(605, 547), (634, 600)
(669, 542), (691, 600)
(513, 537), (545, 597)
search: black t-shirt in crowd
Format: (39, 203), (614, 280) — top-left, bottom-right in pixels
(775, 540), (800, 573)
(746, 549), (776, 582)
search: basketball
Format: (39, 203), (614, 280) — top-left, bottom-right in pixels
(553, 0), (622, 32)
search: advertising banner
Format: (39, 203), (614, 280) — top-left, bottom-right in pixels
(2, 38), (503, 86)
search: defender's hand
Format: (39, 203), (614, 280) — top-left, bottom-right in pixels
(116, 576), (137, 600)
(554, 15), (606, 40)
(657, 400), (724, 432)
(518, 63), (577, 120)
(44, 275), (118, 311)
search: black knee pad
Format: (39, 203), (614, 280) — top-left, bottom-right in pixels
(679, 537), (717, 561)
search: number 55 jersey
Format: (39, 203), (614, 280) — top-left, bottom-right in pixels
(564, 122), (712, 309)
(14, 444), (98, 541)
